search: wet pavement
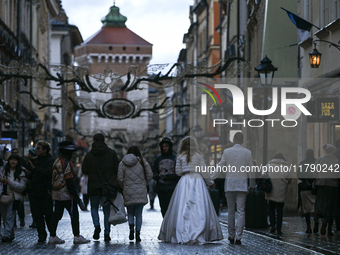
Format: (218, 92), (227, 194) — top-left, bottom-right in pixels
(0, 199), (336, 254)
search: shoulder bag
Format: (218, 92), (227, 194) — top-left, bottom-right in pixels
(256, 174), (272, 193)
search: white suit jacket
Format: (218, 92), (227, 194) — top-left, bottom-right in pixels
(217, 144), (255, 192)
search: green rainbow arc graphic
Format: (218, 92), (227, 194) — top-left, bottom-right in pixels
(197, 82), (223, 106)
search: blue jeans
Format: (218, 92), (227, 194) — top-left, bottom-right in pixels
(127, 204), (144, 231)
(90, 196), (111, 234)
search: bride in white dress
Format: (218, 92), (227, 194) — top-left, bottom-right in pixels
(158, 136), (223, 244)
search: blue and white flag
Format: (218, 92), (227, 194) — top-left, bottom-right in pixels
(281, 7), (318, 42)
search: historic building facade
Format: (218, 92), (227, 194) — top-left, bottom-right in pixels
(74, 4), (153, 156)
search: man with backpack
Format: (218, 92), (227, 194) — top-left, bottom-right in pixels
(48, 141), (90, 245)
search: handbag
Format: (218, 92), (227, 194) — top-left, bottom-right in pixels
(0, 192), (14, 206)
(108, 193), (127, 226)
(257, 174), (272, 193)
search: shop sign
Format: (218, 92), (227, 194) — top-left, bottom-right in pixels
(307, 98), (340, 122)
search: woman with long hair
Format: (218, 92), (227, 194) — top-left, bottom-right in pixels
(118, 145), (153, 242)
(158, 136), (223, 244)
(0, 154), (27, 242)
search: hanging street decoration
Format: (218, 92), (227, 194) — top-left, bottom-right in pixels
(0, 57), (252, 120)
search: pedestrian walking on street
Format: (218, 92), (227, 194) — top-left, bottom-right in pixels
(152, 137), (179, 217)
(158, 137), (223, 244)
(79, 174), (89, 211)
(0, 154), (27, 242)
(333, 139), (340, 231)
(118, 146), (153, 242)
(82, 133), (120, 242)
(48, 141), (90, 245)
(265, 153), (292, 235)
(314, 144), (339, 236)
(0, 145), (8, 168)
(24, 148), (37, 228)
(26, 140), (54, 243)
(216, 132), (255, 245)
(298, 149), (316, 234)
(148, 179), (157, 210)
(11, 148), (27, 228)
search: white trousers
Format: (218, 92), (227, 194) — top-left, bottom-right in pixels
(225, 191), (247, 240)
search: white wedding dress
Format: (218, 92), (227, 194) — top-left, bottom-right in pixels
(158, 153), (223, 244)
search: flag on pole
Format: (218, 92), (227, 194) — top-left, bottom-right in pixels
(281, 7), (319, 42)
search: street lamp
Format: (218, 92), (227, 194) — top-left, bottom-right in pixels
(209, 104), (222, 165)
(308, 40), (340, 68)
(255, 56), (277, 165)
(309, 43), (322, 68)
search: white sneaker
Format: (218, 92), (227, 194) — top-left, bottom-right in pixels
(74, 235), (90, 244)
(48, 236), (65, 244)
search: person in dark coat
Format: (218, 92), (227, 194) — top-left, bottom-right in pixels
(152, 137), (179, 217)
(314, 144), (339, 236)
(334, 139), (340, 231)
(24, 148), (37, 228)
(26, 140), (54, 243)
(297, 149), (316, 233)
(82, 133), (120, 242)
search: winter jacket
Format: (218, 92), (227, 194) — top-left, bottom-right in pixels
(27, 154), (54, 197)
(314, 153), (339, 187)
(265, 158), (292, 203)
(153, 153), (178, 192)
(52, 157), (79, 201)
(82, 141), (120, 197)
(118, 154), (153, 206)
(0, 166), (27, 202)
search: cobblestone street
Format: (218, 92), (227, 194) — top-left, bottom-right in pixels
(0, 199), (333, 255)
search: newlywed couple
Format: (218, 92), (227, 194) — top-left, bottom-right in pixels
(157, 136), (222, 244)
(158, 133), (254, 245)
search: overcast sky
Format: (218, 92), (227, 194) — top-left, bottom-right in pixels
(62, 0), (194, 65)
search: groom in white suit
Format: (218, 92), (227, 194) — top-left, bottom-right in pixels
(217, 132), (255, 245)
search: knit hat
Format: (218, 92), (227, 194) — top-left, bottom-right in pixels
(29, 147), (37, 157)
(323, 144), (336, 154)
(59, 141), (77, 151)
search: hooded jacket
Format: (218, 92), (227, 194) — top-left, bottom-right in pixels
(82, 141), (120, 197)
(118, 154), (153, 206)
(265, 158), (292, 203)
(152, 143), (178, 192)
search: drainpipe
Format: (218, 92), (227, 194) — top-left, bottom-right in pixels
(226, 1), (231, 76)
(17, 0), (25, 155)
(219, 0), (222, 78)
(30, 0), (33, 108)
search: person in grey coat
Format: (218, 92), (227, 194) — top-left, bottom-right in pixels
(118, 146), (153, 242)
(265, 153), (292, 235)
